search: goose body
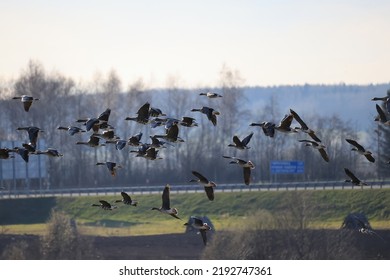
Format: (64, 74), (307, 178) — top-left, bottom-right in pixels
(299, 139), (329, 162)
(12, 95), (39, 112)
(228, 132), (253, 150)
(91, 200), (117, 210)
(16, 126), (44, 148)
(76, 135), (105, 147)
(250, 121), (275, 138)
(35, 148), (63, 157)
(345, 139), (375, 163)
(115, 191), (138, 206)
(151, 184), (181, 219)
(0, 148), (15, 159)
(184, 216), (212, 245)
(190, 171), (216, 201)
(96, 161), (122, 176)
(344, 168), (367, 186)
(154, 123), (184, 143)
(223, 156), (255, 185)
(191, 106), (220, 126)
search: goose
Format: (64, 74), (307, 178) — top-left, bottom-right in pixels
(115, 191), (138, 206)
(12, 95), (39, 112)
(189, 171), (216, 201)
(298, 139), (329, 162)
(151, 184), (181, 219)
(154, 123), (184, 143)
(184, 216), (212, 245)
(180, 116), (198, 127)
(191, 106), (220, 126)
(228, 132), (253, 150)
(275, 114), (298, 133)
(35, 148), (63, 157)
(345, 139), (375, 163)
(96, 161), (122, 176)
(76, 135), (105, 147)
(371, 96), (390, 113)
(250, 121), (275, 138)
(290, 109), (321, 142)
(91, 200), (117, 210)
(105, 139), (127, 150)
(128, 132), (143, 146)
(222, 156), (255, 185)
(344, 168), (367, 186)
(130, 143), (150, 157)
(149, 107), (166, 117)
(16, 126), (44, 148)
(125, 102), (151, 124)
(142, 147), (163, 160)
(76, 108), (113, 132)
(93, 130), (117, 140)
(149, 135), (171, 149)
(0, 148), (15, 159)
(199, 92), (223, 98)
(57, 126), (86, 136)
(374, 104), (390, 125)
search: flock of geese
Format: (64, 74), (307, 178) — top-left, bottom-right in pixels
(1, 90), (389, 244)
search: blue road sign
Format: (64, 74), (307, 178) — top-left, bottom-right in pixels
(270, 161), (304, 174)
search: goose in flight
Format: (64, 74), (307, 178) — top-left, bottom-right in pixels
(12, 95), (39, 112)
(372, 95), (390, 114)
(184, 216), (212, 245)
(151, 184), (181, 219)
(250, 121), (275, 138)
(345, 139), (375, 163)
(374, 104), (390, 125)
(290, 109), (321, 142)
(191, 106), (220, 126)
(223, 156), (255, 185)
(199, 92), (223, 98)
(115, 191), (138, 206)
(344, 168), (367, 186)
(189, 171), (216, 201)
(76, 135), (105, 147)
(16, 126), (44, 148)
(35, 148), (63, 157)
(275, 114), (298, 134)
(57, 126), (86, 136)
(180, 116), (198, 127)
(154, 123), (184, 143)
(91, 200), (117, 210)
(125, 102), (151, 124)
(96, 161), (122, 176)
(298, 139), (329, 162)
(228, 132), (253, 150)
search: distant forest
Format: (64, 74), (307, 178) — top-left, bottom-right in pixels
(0, 61), (389, 191)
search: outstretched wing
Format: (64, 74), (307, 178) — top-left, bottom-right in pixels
(376, 104), (387, 122)
(344, 168), (360, 183)
(290, 109), (308, 130)
(232, 136), (242, 146)
(121, 192), (131, 202)
(243, 167), (251, 185)
(200, 229), (208, 245)
(241, 132), (253, 146)
(318, 148), (330, 162)
(192, 171), (209, 184)
(204, 186), (214, 201)
(161, 184), (171, 210)
(99, 200), (111, 208)
(346, 139), (365, 151)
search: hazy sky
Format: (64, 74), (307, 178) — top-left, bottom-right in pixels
(1, 0), (389, 88)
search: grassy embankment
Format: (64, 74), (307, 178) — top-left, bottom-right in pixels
(1, 188), (389, 236)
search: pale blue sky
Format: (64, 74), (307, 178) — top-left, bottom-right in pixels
(1, 0), (389, 88)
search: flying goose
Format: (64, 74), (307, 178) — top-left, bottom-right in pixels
(374, 104), (390, 125)
(57, 126), (86, 136)
(125, 102), (151, 124)
(151, 184), (181, 219)
(275, 114), (298, 133)
(154, 123), (184, 143)
(12, 95), (39, 112)
(13, 147), (30, 163)
(199, 92), (223, 98)
(91, 200), (117, 210)
(250, 121), (275, 138)
(16, 126), (44, 148)
(93, 130), (117, 141)
(35, 148), (63, 157)
(76, 108), (112, 132)
(180, 116), (198, 127)
(223, 156), (255, 185)
(371, 95), (390, 114)
(76, 135), (105, 147)
(149, 135), (171, 149)
(96, 161), (122, 176)
(140, 147), (163, 160)
(345, 139), (375, 163)
(191, 106), (220, 126)
(189, 171), (216, 201)
(344, 168), (367, 186)
(290, 109), (321, 142)
(115, 191), (138, 206)
(298, 139), (329, 162)
(228, 132), (253, 150)
(184, 216), (212, 245)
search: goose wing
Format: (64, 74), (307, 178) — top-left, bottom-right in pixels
(121, 192), (132, 203)
(161, 184), (171, 210)
(346, 139), (365, 151)
(344, 168), (360, 183)
(241, 132), (253, 146)
(376, 104), (387, 122)
(318, 148), (330, 162)
(204, 186), (214, 201)
(192, 171), (209, 184)
(279, 114), (294, 128)
(99, 200), (111, 208)
(364, 153), (375, 163)
(200, 229), (208, 245)
(137, 102), (150, 119)
(232, 136), (242, 146)
(290, 109), (308, 130)
(243, 167), (252, 185)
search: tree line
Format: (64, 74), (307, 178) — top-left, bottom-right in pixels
(0, 61), (389, 191)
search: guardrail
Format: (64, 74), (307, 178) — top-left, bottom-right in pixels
(1, 180), (390, 199)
